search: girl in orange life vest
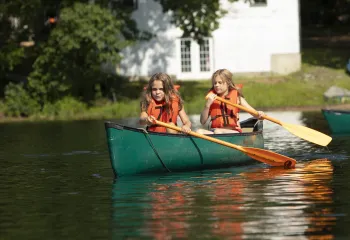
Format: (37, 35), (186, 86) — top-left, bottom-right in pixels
(139, 72), (192, 134)
(197, 69), (265, 134)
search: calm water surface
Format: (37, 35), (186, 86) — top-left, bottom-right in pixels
(1, 111), (350, 239)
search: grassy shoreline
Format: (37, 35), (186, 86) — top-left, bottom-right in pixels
(1, 64), (350, 124)
(2, 102), (349, 124)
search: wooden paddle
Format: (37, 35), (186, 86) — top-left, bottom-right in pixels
(208, 95), (332, 147)
(153, 120), (297, 168)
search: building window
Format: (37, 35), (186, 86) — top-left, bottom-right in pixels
(199, 39), (210, 72)
(181, 39), (192, 72)
(247, 0), (267, 7)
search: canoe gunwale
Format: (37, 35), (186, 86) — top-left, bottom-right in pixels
(104, 117), (263, 138)
(322, 108), (350, 134)
(322, 109), (350, 114)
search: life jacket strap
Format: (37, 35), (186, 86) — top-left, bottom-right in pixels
(154, 105), (173, 123)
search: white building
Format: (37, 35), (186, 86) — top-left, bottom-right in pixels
(119, 0), (301, 80)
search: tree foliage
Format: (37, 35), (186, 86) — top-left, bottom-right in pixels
(4, 82), (40, 117)
(28, 2), (133, 103)
(300, 0), (350, 26)
(2, 0), (348, 117)
(2, 0), (234, 112)
(0, 1), (31, 78)
(156, 0), (228, 42)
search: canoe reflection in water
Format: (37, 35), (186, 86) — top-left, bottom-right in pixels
(111, 159), (335, 239)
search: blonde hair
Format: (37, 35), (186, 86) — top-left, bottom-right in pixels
(141, 72), (183, 113)
(210, 69), (243, 97)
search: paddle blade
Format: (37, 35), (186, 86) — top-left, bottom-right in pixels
(211, 95), (332, 146)
(243, 147), (296, 169)
(282, 123), (332, 147)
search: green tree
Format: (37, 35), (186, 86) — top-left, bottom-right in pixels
(0, 1), (31, 91)
(28, 2), (135, 103)
(156, 0), (228, 42)
(0, 0), (141, 99)
(1, 0), (240, 116)
(300, 0), (350, 26)
(24, 0), (236, 105)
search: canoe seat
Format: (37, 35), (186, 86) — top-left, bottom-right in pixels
(241, 127), (253, 133)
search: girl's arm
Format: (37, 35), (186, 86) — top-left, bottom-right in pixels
(200, 106), (210, 125)
(178, 107), (192, 133)
(200, 93), (216, 125)
(240, 97), (265, 119)
(140, 111), (154, 126)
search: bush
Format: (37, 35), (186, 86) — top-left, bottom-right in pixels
(41, 97), (87, 118)
(0, 100), (6, 115)
(4, 83), (40, 117)
(41, 102), (59, 117)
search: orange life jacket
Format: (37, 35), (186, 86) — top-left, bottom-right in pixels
(147, 95), (180, 132)
(209, 86), (242, 130)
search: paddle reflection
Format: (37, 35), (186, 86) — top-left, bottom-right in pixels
(240, 159), (335, 238)
(111, 159), (335, 239)
(146, 182), (192, 239)
(209, 177), (244, 239)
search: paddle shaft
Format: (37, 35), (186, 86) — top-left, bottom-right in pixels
(153, 120), (297, 168)
(213, 96), (282, 125)
(154, 120), (245, 152)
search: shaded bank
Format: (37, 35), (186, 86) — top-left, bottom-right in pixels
(1, 57), (350, 124)
(1, 102), (350, 124)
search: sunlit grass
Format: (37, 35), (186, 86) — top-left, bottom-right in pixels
(1, 47), (350, 122)
(181, 63), (350, 112)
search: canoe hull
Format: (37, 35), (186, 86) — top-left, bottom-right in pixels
(105, 119), (264, 177)
(322, 109), (350, 134)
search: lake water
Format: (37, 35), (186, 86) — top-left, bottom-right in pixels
(1, 111), (350, 239)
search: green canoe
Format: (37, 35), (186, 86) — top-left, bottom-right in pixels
(322, 109), (350, 134)
(105, 118), (264, 177)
